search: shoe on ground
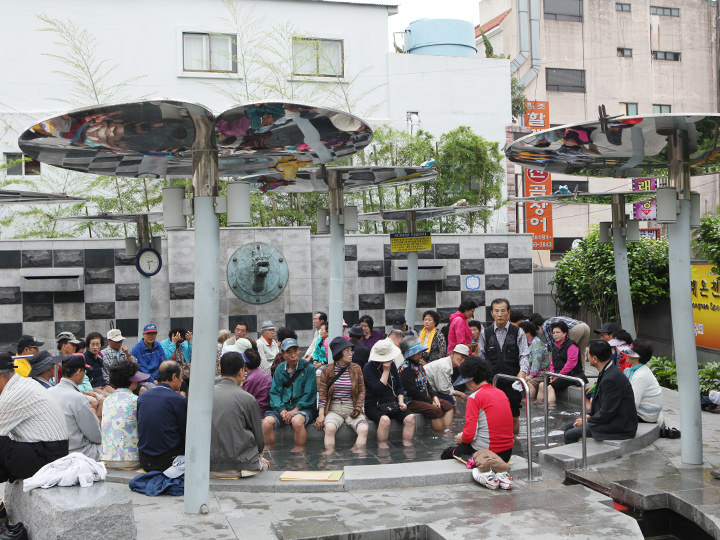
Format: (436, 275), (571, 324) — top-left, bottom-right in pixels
(0, 522), (27, 540)
(669, 427), (681, 439)
(472, 468), (499, 490)
(711, 469), (720, 480)
(496, 471), (513, 490)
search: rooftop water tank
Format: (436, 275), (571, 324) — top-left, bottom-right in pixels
(405, 19), (477, 58)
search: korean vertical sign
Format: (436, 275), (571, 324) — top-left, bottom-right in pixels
(632, 178), (657, 220)
(523, 101), (553, 249)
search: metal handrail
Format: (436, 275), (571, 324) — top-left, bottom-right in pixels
(542, 372), (597, 469)
(493, 374), (534, 481)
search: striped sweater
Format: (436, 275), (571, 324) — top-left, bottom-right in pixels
(0, 375), (68, 443)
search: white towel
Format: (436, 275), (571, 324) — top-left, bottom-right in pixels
(23, 452), (107, 491)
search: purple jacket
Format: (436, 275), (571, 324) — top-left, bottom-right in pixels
(242, 368), (272, 416)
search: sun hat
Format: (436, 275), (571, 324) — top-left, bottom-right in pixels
(617, 343), (640, 358)
(403, 342), (428, 359)
(348, 324), (364, 338)
(594, 322), (618, 334)
(28, 350), (62, 377)
(228, 338), (252, 354)
(369, 339), (401, 363)
(329, 336), (353, 359)
(129, 370), (151, 382)
(56, 331), (80, 345)
(452, 344), (470, 356)
(261, 320), (275, 331)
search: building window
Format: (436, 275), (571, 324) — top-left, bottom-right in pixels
(4, 153), (40, 176)
(292, 38), (344, 77)
(616, 3), (631, 11)
(544, 0), (583, 22)
(182, 32), (237, 73)
(650, 6), (679, 16)
(653, 104), (672, 113)
(652, 50), (681, 61)
(617, 48), (633, 57)
(621, 103), (639, 115)
(546, 68), (586, 93)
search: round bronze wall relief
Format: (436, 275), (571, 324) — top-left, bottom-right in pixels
(227, 242), (289, 304)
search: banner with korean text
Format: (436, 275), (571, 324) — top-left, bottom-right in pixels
(691, 264), (720, 350)
(633, 178), (657, 220)
(524, 100), (553, 249)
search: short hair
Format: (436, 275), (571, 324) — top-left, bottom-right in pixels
(632, 338), (653, 364)
(613, 329), (634, 345)
(458, 300), (477, 313)
(109, 360), (138, 389)
(157, 361), (181, 382)
(218, 329), (231, 344)
(168, 328), (187, 340)
(277, 327), (297, 343)
(550, 321), (569, 334)
(244, 349), (262, 370)
(320, 322), (328, 332)
(588, 340), (612, 362)
(490, 298), (511, 311)
(509, 312), (526, 324)
(234, 321), (248, 332)
(459, 356), (491, 384)
(468, 320), (482, 331)
(422, 310), (439, 326)
(57, 339), (70, 352)
(75, 339), (86, 352)
(529, 313), (545, 332)
(63, 357), (85, 378)
(85, 332), (104, 349)
(315, 311), (328, 323)
(518, 321), (537, 335)
(220, 352), (245, 376)
(389, 329), (405, 341)
(359, 315), (374, 329)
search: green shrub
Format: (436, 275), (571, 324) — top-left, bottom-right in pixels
(647, 356), (720, 393)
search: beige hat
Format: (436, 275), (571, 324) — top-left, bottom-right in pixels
(369, 339), (402, 363)
(227, 338), (252, 354)
(107, 329), (125, 342)
(452, 344), (470, 356)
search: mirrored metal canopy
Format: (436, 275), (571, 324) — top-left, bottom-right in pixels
(18, 100), (372, 178)
(0, 189), (86, 204)
(505, 114), (720, 177)
(359, 204), (491, 221)
(53, 211), (163, 223)
(510, 191), (656, 205)
(237, 166), (438, 193)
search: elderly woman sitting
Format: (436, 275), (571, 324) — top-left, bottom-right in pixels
(399, 338), (454, 431)
(623, 339), (662, 423)
(315, 337), (369, 451)
(419, 310), (447, 363)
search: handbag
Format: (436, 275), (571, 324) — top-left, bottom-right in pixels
(377, 401), (401, 414)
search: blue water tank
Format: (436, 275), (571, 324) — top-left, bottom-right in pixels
(405, 19), (477, 57)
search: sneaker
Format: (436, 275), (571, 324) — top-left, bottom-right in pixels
(711, 469), (720, 480)
(472, 468), (499, 490)
(496, 471), (513, 490)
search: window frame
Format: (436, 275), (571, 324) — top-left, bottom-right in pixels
(291, 37), (345, 78)
(617, 47), (633, 57)
(652, 50), (681, 61)
(546, 68), (586, 93)
(653, 104), (672, 113)
(544, 0), (583, 22)
(179, 30), (238, 76)
(615, 3), (631, 12)
(621, 103), (639, 116)
(3, 153), (41, 176)
(650, 6), (680, 16)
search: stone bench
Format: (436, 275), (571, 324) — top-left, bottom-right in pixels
(269, 413), (426, 443)
(5, 480), (137, 540)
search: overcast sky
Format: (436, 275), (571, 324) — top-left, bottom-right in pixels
(387, 0), (481, 47)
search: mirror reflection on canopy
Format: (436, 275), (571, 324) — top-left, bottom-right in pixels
(505, 114), (720, 177)
(509, 190), (656, 205)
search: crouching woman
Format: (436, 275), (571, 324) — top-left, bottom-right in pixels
(315, 337), (369, 451)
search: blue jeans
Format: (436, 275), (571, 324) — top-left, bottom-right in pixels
(563, 421), (593, 444)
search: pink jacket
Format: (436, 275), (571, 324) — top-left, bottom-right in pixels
(447, 311), (472, 354)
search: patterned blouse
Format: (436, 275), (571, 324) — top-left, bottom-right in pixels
(101, 388), (139, 462)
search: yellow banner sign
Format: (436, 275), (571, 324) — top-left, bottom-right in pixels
(390, 232), (432, 253)
(691, 264), (720, 350)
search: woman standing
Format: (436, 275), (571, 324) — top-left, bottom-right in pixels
(419, 310), (447, 363)
(315, 337), (369, 451)
(359, 315), (384, 351)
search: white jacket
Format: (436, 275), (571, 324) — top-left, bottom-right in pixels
(23, 452), (107, 491)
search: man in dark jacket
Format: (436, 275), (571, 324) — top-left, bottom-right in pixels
(564, 340), (638, 444)
(348, 324), (370, 368)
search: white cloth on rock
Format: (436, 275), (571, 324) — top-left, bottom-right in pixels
(23, 452), (107, 491)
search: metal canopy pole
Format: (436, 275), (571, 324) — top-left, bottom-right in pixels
(665, 129), (702, 465)
(327, 168), (345, 341)
(611, 195), (636, 338)
(136, 214), (152, 337)
(184, 116), (220, 514)
(404, 211), (419, 329)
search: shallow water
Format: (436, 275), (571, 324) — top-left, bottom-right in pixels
(264, 400), (581, 471)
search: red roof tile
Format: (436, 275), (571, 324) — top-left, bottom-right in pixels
(476, 9), (511, 37)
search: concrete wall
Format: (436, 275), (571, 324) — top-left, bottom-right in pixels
(0, 230), (533, 352)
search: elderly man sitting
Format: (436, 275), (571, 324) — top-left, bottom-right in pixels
(28, 350), (62, 389)
(0, 351), (69, 483)
(48, 355), (103, 460)
(262, 338), (317, 450)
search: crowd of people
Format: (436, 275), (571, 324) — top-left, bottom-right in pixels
(0, 300), (675, 495)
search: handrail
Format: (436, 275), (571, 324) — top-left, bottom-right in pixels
(493, 374), (534, 481)
(542, 372), (597, 469)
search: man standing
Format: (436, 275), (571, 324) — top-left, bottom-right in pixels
(478, 298), (530, 434)
(137, 361), (187, 471)
(221, 322), (249, 356)
(424, 344), (470, 405)
(257, 320), (279, 374)
(131, 324), (166, 383)
(0, 351), (68, 483)
(303, 312), (327, 361)
(447, 301), (477, 354)
(101, 329), (135, 383)
(541, 315), (591, 367)
(262, 338), (317, 449)
(210, 352), (268, 477)
(48, 355), (103, 460)
(564, 340), (638, 444)
(348, 324), (370, 368)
